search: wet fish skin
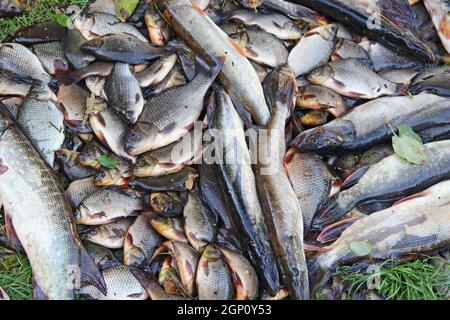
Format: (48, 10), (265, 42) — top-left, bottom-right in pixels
(293, 94), (450, 155)
(66, 176), (99, 209)
(55, 148), (97, 181)
(158, 0), (270, 125)
(84, 218), (134, 249)
(124, 213), (164, 268)
(423, 0), (450, 54)
(308, 179), (450, 294)
(0, 105), (105, 299)
(409, 66), (450, 98)
(196, 245), (234, 300)
(149, 215), (187, 242)
(131, 268), (189, 300)
(287, 24), (337, 77)
(129, 167), (198, 192)
(149, 191), (186, 216)
(208, 87), (279, 295)
(183, 190), (218, 252)
(142, 64), (188, 99)
(314, 140), (450, 229)
(158, 255), (186, 296)
(81, 33), (170, 64)
(308, 59), (399, 99)
(80, 265), (148, 300)
(331, 38), (370, 62)
(78, 140), (109, 170)
(57, 83), (91, 134)
(32, 41), (69, 76)
(135, 54), (178, 88)
(145, 6), (172, 45)
(105, 63), (144, 125)
(284, 148), (338, 235)
(85, 76), (107, 100)
(0, 75), (30, 97)
(296, 85), (347, 118)
(83, 240), (122, 270)
(124, 62), (221, 155)
(94, 154), (131, 187)
(299, 110), (328, 127)
(62, 28), (96, 71)
(75, 187), (143, 225)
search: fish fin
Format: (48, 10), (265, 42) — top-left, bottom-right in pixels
(79, 245), (107, 295)
(189, 0), (206, 16)
(0, 158), (9, 175)
(307, 258), (332, 295)
(311, 196), (353, 231)
(341, 166), (369, 190)
(32, 276), (49, 300)
(329, 177), (342, 197)
(317, 217), (359, 243)
(379, 0), (415, 33)
(228, 38), (246, 57)
(303, 243), (331, 253)
(392, 190), (428, 206)
(4, 212), (23, 251)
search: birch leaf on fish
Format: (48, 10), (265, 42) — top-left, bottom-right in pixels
(392, 135), (427, 165)
(397, 124), (422, 143)
(113, 0), (140, 22)
(98, 155), (117, 169)
(349, 241), (372, 257)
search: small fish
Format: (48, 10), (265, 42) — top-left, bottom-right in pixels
(32, 41), (69, 76)
(331, 39), (370, 62)
(66, 176), (99, 209)
(135, 54), (178, 88)
(296, 85), (347, 117)
(149, 215), (187, 242)
(83, 240), (122, 270)
(129, 167), (198, 192)
(145, 6), (172, 45)
(288, 24), (337, 77)
(55, 149), (97, 180)
(62, 28), (96, 71)
(196, 245), (234, 300)
(131, 268), (189, 300)
(75, 187), (143, 225)
(308, 59), (400, 99)
(85, 76), (107, 100)
(78, 140), (109, 170)
(299, 110), (329, 127)
(94, 154), (131, 187)
(149, 191), (185, 216)
(57, 84), (91, 134)
(84, 218), (134, 249)
(409, 66), (450, 97)
(0, 75), (30, 97)
(158, 256), (186, 296)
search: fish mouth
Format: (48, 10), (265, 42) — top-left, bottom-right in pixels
(125, 123), (158, 156)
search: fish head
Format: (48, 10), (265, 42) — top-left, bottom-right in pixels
(238, 0), (262, 9)
(124, 122), (159, 156)
(117, 103), (142, 125)
(308, 64), (334, 85)
(94, 168), (122, 186)
(3, 0), (21, 15)
(75, 205), (89, 224)
(319, 24), (338, 41)
(133, 154), (158, 177)
(73, 14), (95, 34)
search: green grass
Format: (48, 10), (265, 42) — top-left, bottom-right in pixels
(0, 214), (33, 300)
(334, 257), (450, 300)
(0, 0), (90, 43)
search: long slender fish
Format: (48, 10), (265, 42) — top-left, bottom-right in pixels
(0, 104), (105, 299)
(293, 94), (450, 155)
(208, 87), (279, 295)
(314, 140), (450, 229)
(308, 179), (450, 294)
(256, 66), (309, 300)
(157, 0), (271, 125)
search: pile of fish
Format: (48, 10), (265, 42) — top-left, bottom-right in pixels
(0, 0), (449, 300)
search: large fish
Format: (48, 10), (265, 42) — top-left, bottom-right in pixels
(289, 0), (434, 62)
(0, 104), (105, 299)
(308, 179), (450, 293)
(293, 94), (450, 155)
(314, 140), (450, 229)
(208, 87), (279, 295)
(124, 62), (221, 155)
(256, 65), (309, 300)
(157, 0), (271, 125)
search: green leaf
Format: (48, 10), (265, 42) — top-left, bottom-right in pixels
(392, 135), (427, 165)
(349, 241), (372, 257)
(8, 21), (19, 35)
(98, 155), (117, 169)
(113, 0), (139, 22)
(396, 124), (422, 143)
(55, 13), (69, 27)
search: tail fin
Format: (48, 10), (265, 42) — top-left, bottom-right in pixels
(79, 246), (107, 295)
(307, 258), (332, 296)
(311, 195), (353, 231)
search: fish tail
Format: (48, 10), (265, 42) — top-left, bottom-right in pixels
(307, 258), (331, 296)
(311, 195), (353, 231)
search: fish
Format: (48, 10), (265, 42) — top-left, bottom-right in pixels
(228, 28), (289, 68)
(331, 39), (370, 62)
(290, 0), (434, 62)
(358, 40), (419, 72)
(84, 218), (134, 249)
(409, 66), (450, 97)
(208, 87), (279, 295)
(31, 41), (69, 76)
(131, 268), (189, 300)
(80, 265), (148, 300)
(142, 64), (187, 98)
(0, 43), (53, 87)
(216, 244), (259, 300)
(419, 124), (450, 143)
(132, 128), (203, 177)
(55, 149), (97, 181)
(81, 33), (171, 64)
(0, 287), (9, 300)
(196, 245), (234, 300)
(73, 12), (148, 42)
(296, 85), (347, 118)
(149, 215), (187, 242)
(85, 76), (107, 100)
(250, 60), (269, 82)
(0, 0), (21, 17)
(0, 104), (106, 299)
(314, 140), (450, 229)
(0, 96), (23, 118)
(61, 28), (96, 71)
(105, 63), (144, 125)
(423, 0), (450, 54)
(255, 65), (309, 300)
(94, 154), (132, 186)
(57, 83), (91, 134)
(226, 9), (303, 40)
(259, 0), (324, 24)
(153, 240), (200, 296)
(75, 187), (143, 225)
(378, 68), (418, 86)
(87, 0), (116, 15)
(90, 108), (136, 162)
(145, 5), (172, 45)
(308, 179), (450, 293)
(0, 75), (30, 97)
(66, 176), (100, 209)
(237, 0), (262, 9)
(78, 140), (109, 170)
(183, 190), (218, 252)
(63, 61), (114, 85)
(17, 85), (64, 166)
(293, 94), (450, 155)
(199, 164), (234, 229)
(158, 255), (186, 296)
(299, 110), (329, 127)
(13, 22), (67, 45)
(284, 148), (339, 235)
(83, 241), (122, 270)
(287, 24), (337, 77)
(308, 59), (400, 99)
(124, 61), (221, 155)
(135, 54), (178, 88)
(149, 191), (186, 216)
(124, 213), (164, 267)
(129, 167), (198, 192)
(158, 0), (271, 125)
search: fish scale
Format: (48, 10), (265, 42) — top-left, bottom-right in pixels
(32, 41), (68, 76)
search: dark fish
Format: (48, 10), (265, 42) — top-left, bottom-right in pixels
(129, 167), (198, 192)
